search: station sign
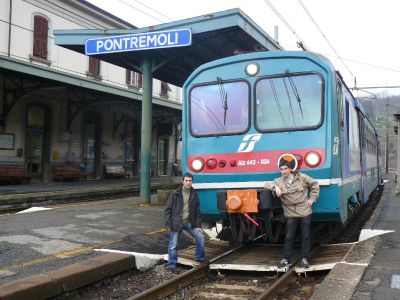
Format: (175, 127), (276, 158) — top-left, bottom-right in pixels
(85, 28), (192, 55)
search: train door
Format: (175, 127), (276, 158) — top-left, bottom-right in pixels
(337, 82), (347, 221)
(358, 112), (368, 203)
(344, 99), (350, 177)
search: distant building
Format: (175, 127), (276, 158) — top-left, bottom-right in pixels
(0, 0), (182, 181)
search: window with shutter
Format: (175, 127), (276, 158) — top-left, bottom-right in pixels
(89, 57), (100, 75)
(126, 71), (143, 88)
(160, 81), (171, 98)
(137, 74), (143, 88)
(126, 69), (131, 85)
(33, 15), (48, 59)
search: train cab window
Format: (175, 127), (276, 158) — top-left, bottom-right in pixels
(255, 73), (323, 132)
(189, 80), (249, 136)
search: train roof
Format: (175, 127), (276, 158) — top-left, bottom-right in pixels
(184, 51), (337, 87)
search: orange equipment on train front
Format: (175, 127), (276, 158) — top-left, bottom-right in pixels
(226, 190), (259, 213)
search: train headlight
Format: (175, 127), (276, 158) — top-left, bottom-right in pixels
(304, 152), (321, 167)
(245, 63), (259, 76)
(191, 158), (204, 172)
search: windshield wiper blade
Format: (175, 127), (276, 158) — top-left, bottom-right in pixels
(217, 76), (228, 126)
(287, 72), (304, 119)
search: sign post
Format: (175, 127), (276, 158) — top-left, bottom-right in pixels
(85, 29), (191, 204)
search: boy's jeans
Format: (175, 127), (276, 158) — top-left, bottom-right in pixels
(167, 222), (205, 268)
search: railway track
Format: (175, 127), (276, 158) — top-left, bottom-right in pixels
(126, 244), (244, 300)
(126, 214), (362, 300)
(127, 243), (328, 300)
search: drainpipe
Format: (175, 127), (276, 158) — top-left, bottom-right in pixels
(8, 0), (12, 57)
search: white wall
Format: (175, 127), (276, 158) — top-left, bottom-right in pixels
(0, 0), (182, 101)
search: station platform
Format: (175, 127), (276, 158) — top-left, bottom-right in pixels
(0, 176), (181, 212)
(312, 176), (400, 299)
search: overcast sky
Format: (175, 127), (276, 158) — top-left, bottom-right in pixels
(87, 0), (400, 97)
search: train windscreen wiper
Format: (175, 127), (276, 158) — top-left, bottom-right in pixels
(286, 72), (304, 119)
(217, 76), (228, 126)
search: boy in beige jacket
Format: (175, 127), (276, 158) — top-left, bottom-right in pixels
(265, 160), (319, 268)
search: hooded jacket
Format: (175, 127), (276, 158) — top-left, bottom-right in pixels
(265, 172), (320, 218)
(164, 185), (202, 231)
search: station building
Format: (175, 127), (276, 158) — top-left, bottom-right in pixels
(0, 0), (182, 181)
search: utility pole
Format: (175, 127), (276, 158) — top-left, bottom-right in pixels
(386, 97), (389, 173)
(395, 114), (400, 193)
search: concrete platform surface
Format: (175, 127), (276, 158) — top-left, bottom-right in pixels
(312, 177), (399, 300)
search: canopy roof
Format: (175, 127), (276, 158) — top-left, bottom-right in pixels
(54, 8), (282, 87)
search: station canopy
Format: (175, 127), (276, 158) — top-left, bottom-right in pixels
(54, 8), (282, 87)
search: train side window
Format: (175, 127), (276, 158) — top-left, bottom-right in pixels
(345, 99), (350, 145)
(337, 82), (344, 129)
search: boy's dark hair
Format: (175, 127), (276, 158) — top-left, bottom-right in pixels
(279, 160), (293, 170)
(182, 172), (193, 180)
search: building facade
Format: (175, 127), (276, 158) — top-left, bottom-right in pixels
(0, 0), (182, 181)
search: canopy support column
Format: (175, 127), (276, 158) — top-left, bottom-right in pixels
(140, 56), (153, 204)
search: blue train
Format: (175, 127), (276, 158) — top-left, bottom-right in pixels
(182, 51), (381, 243)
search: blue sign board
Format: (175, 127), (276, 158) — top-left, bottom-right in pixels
(85, 28), (192, 55)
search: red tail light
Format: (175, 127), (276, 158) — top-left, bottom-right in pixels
(218, 160), (227, 168)
(206, 158), (217, 170)
(293, 154), (303, 167)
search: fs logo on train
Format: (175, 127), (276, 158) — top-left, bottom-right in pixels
(237, 134), (262, 153)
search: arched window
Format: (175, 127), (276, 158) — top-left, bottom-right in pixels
(33, 15), (48, 59)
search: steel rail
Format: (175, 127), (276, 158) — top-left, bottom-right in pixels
(256, 246), (321, 300)
(126, 243), (244, 300)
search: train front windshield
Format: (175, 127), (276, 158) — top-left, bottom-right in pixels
(189, 81), (249, 137)
(189, 73), (324, 137)
(256, 73), (324, 131)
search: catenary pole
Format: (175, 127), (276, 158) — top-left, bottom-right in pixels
(395, 114), (400, 193)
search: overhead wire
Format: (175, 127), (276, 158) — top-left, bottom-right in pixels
(321, 53), (400, 73)
(262, 0), (310, 51)
(297, 0), (356, 81)
(115, 0), (170, 24)
(131, 0), (174, 22)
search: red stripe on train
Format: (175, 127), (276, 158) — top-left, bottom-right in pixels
(188, 148), (325, 173)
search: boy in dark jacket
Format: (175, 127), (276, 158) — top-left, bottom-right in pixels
(164, 173), (206, 269)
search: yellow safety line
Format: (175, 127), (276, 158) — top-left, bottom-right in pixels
(2, 227), (167, 272)
(2, 239), (122, 271)
(144, 228), (168, 235)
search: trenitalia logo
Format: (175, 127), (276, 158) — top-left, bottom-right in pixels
(237, 134), (262, 153)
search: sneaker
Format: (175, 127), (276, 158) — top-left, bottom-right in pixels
(300, 257), (310, 268)
(278, 258), (290, 268)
